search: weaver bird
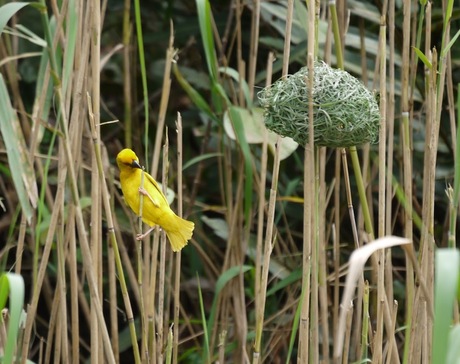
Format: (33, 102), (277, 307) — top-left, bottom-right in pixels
(116, 148), (194, 252)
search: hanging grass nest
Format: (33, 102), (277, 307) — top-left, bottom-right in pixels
(258, 61), (380, 148)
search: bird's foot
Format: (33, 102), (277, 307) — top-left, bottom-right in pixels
(138, 187), (159, 207)
(136, 226), (156, 240)
(138, 187), (148, 196)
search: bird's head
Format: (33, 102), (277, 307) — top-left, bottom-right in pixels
(116, 148), (142, 169)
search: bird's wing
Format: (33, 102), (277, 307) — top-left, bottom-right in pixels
(144, 172), (169, 207)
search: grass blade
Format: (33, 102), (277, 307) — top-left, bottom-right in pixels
(0, 75), (37, 223)
(0, 273), (25, 364)
(433, 249), (460, 364)
(195, 0), (218, 81)
(0, 2), (30, 35)
(228, 106), (254, 224)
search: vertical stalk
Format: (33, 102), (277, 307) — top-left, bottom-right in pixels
(173, 112), (184, 364)
(90, 0), (102, 361)
(374, 3), (387, 362)
(360, 281), (370, 361)
(87, 95), (141, 363)
(448, 86), (460, 248)
(253, 138), (281, 364)
(252, 51), (273, 364)
(300, 0), (315, 361)
(318, 147), (329, 361)
(151, 25), (174, 178)
(385, 0), (396, 319)
(133, 0), (149, 162)
(108, 237), (120, 363)
(299, 0), (319, 363)
(123, 0), (132, 148)
(400, 0), (414, 361)
(247, 0), (260, 99)
(158, 135), (169, 363)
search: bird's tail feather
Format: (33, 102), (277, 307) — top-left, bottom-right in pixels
(165, 216), (194, 252)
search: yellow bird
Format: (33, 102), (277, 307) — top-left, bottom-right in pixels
(116, 148), (194, 252)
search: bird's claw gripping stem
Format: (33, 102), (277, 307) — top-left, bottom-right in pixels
(136, 226), (156, 240)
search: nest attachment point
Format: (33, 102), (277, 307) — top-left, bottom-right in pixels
(258, 61), (380, 148)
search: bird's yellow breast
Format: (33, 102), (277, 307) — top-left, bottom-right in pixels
(119, 167), (174, 228)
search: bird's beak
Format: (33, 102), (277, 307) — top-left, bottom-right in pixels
(131, 160), (142, 169)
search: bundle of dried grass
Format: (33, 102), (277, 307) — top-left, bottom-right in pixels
(258, 61), (380, 147)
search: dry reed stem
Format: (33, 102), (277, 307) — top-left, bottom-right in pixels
(148, 232), (160, 358)
(236, 0), (243, 106)
(123, 0), (132, 148)
(318, 148), (330, 362)
(400, 0), (416, 361)
(150, 24), (175, 178)
(248, 0), (260, 100)
(157, 138), (170, 363)
(385, 300), (398, 364)
(90, 0), (102, 361)
(44, 285), (59, 364)
(87, 95), (140, 363)
(340, 303), (354, 364)
(226, 166), (248, 362)
(232, 4), (251, 361)
(385, 1), (397, 353)
(108, 240), (120, 364)
(252, 51), (273, 364)
(374, 5), (388, 362)
(332, 212), (340, 354)
(173, 112), (184, 364)
(415, 43), (437, 362)
(300, 0), (315, 361)
(58, 224), (69, 362)
(253, 137), (280, 364)
(68, 209), (80, 364)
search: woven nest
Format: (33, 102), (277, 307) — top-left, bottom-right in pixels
(258, 61), (380, 148)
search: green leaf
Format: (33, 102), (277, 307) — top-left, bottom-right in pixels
(3, 24), (46, 47)
(0, 74), (38, 223)
(1, 273), (25, 364)
(441, 29), (460, 59)
(197, 275), (210, 363)
(266, 269), (302, 297)
(228, 106), (254, 223)
(447, 325), (460, 364)
(223, 107), (298, 160)
(433, 249), (460, 364)
(196, 0), (218, 81)
(0, 274), (10, 311)
(201, 216), (228, 240)
(182, 152), (222, 171)
(173, 63), (215, 120)
(286, 274), (307, 364)
(61, 0), (78, 94)
(413, 47), (432, 69)
(0, 2), (30, 35)
(218, 66), (252, 108)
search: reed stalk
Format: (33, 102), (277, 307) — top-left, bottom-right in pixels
(173, 112), (184, 364)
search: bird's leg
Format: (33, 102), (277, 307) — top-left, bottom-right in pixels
(136, 226), (156, 240)
(138, 187), (159, 207)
